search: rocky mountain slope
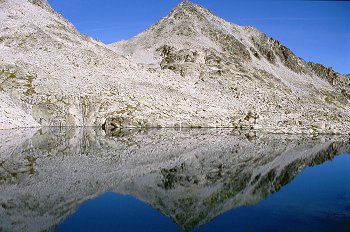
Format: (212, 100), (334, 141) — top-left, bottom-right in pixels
(110, 1), (350, 133)
(0, 128), (349, 231)
(0, 0), (349, 133)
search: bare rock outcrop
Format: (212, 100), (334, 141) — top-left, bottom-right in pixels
(27, 0), (53, 12)
(110, 1), (350, 133)
(0, 0), (349, 133)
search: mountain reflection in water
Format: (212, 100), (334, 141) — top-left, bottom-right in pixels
(0, 128), (349, 232)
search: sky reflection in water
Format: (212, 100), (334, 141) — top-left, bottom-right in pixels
(57, 154), (350, 232)
(0, 128), (349, 232)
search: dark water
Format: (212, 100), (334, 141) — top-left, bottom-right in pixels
(0, 128), (349, 232)
(55, 155), (350, 232)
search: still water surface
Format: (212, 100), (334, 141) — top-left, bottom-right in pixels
(57, 155), (350, 232)
(0, 128), (349, 232)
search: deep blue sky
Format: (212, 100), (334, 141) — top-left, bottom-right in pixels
(48, 0), (350, 74)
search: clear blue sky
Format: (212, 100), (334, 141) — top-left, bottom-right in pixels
(48, 0), (350, 74)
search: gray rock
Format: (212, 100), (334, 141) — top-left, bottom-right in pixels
(0, 0), (349, 134)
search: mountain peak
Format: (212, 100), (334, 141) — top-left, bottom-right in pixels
(28, 0), (54, 12)
(176, 0), (195, 7)
(177, 0), (197, 7)
(1, 0), (348, 133)
(171, 0), (210, 19)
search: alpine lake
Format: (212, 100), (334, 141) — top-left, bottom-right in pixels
(0, 128), (349, 232)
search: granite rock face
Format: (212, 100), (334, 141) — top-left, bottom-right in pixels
(0, 128), (349, 231)
(0, 0), (349, 133)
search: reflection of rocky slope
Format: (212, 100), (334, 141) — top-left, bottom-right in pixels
(118, 135), (350, 231)
(0, 129), (349, 232)
(0, 0), (349, 133)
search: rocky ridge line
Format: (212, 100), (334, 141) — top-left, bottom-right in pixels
(0, 0), (349, 134)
